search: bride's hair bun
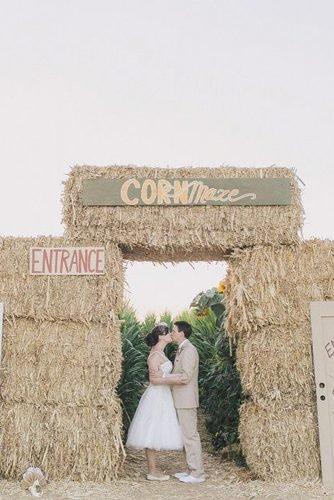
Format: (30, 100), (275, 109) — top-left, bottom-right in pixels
(145, 332), (158, 347)
(145, 324), (169, 346)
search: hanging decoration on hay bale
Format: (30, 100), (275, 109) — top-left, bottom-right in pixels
(21, 467), (47, 497)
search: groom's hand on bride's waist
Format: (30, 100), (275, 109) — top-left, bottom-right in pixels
(149, 374), (165, 385)
(149, 368), (165, 385)
(149, 367), (162, 378)
(149, 371), (186, 386)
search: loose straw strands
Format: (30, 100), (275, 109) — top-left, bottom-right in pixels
(225, 239), (334, 338)
(238, 401), (320, 481)
(0, 401), (125, 481)
(236, 323), (316, 405)
(226, 240), (334, 480)
(0, 318), (122, 405)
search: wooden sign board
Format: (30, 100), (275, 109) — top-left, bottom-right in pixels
(82, 178), (291, 206)
(310, 301), (334, 488)
(29, 247), (105, 275)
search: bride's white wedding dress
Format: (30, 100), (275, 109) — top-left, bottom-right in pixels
(126, 352), (183, 451)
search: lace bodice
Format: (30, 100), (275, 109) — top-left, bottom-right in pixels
(148, 351), (173, 375)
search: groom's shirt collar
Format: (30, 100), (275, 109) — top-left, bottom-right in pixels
(178, 339), (188, 351)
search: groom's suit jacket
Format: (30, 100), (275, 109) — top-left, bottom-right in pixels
(171, 339), (199, 409)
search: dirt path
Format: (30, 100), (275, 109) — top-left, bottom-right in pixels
(0, 417), (332, 498)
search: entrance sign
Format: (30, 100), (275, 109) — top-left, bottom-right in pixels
(29, 247), (105, 275)
(310, 301), (334, 487)
(82, 177), (291, 207)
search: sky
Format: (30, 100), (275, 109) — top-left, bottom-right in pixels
(1, 1), (333, 319)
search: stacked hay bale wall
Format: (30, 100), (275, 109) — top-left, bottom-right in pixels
(0, 236), (125, 481)
(4, 164), (324, 482)
(226, 240), (334, 480)
(62, 164), (320, 482)
(61, 165), (303, 261)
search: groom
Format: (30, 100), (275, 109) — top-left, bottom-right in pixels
(151, 321), (205, 484)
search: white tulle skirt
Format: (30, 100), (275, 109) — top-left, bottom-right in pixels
(126, 384), (184, 451)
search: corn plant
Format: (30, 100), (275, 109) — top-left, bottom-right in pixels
(117, 308), (149, 435)
(180, 285), (244, 453)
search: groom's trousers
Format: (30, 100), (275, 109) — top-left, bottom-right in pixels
(176, 408), (205, 479)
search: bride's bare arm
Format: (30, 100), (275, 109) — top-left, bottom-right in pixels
(149, 364), (185, 386)
(148, 356), (185, 385)
(150, 373), (185, 385)
(150, 350), (196, 386)
(147, 356), (165, 384)
(153, 373), (185, 385)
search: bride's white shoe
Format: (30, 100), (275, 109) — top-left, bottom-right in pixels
(146, 473), (170, 481)
(174, 472), (188, 479)
(179, 475), (205, 484)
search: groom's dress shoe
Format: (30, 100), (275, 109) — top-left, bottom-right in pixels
(146, 474), (170, 481)
(179, 475), (205, 484)
(174, 472), (188, 479)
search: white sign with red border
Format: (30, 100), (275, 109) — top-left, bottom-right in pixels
(29, 247), (105, 275)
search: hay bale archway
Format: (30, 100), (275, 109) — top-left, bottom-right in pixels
(0, 165), (332, 482)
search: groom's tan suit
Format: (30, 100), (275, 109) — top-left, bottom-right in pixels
(172, 339), (204, 479)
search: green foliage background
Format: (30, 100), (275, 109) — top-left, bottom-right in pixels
(117, 295), (244, 456)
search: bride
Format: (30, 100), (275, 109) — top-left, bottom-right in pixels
(126, 323), (184, 481)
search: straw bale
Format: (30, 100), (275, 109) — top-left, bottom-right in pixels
(0, 318), (123, 405)
(1, 362), (119, 405)
(1, 317), (122, 368)
(0, 400), (125, 481)
(61, 165), (303, 261)
(226, 239), (334, 338)
(239, 400), (320, 481)
(0, 236), (125, 481)
(0, 236), (124, 322)
(236, 323), (315, 404)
